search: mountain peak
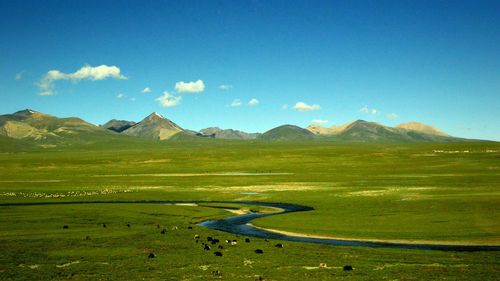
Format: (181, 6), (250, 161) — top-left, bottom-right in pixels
(122, 112), (183, 140)
(13, 109), (38, 116)
(146, 112), (165, 121)
(102, 119), (136, 133)
(352, 119), (370, 124)
(260, 124), (314, 141)
(152, 112), (164, 118)
(198, 127), (260, 140)
(396, 122), (449, 137)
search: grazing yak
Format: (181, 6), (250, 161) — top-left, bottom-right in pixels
(343, 265), (353, 271)
(148, 253), (156, 258)
(160, 229), (167, 234)
(63, 225), (69, 229)
(275, 243), (284, 248)
(254, 249), (264, 254)
(204, 245), (211, 250)
(214, 251), (223, 257)
(245, 238), (250, 243)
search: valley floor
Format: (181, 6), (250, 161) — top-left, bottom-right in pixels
(0, 140), (499, 280)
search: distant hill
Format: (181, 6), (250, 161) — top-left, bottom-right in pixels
(0, 109), (484, 145)
(259, 125), (315, 141)
(396, 122), (449, 137)
(101, 119), (136, 133)
(122, 112), (183, 140)
(308, 120), (459, 142)
(0, 109), (105, 143)
(199, 127), (261, 139)
(307, 122), (354, 135)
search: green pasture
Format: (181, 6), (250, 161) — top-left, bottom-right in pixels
(0, 139), (499, 279)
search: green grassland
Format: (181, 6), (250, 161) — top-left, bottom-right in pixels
(0, 139), (499, 280)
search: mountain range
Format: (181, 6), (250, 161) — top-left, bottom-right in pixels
(0, 109), (101, 143)
(199, 127), (261, 140)
(306, 120), (455, 142)
(0, 109), (476, 146)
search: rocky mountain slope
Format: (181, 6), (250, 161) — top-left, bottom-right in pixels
(121, 112), (183, 140)
(101, 119), (136, 133)
(199, 127), (260, 139)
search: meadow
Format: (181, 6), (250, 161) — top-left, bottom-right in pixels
(0, 139), (499, 280)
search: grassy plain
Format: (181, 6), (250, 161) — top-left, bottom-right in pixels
(0, 139), (499, 280)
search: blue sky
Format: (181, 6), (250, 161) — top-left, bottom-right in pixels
(1, 0), (499, 140)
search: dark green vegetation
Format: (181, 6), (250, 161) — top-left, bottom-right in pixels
(0, 121), (499, 279)
(1, 203), (498, 280)
(259, 124), (315, 141)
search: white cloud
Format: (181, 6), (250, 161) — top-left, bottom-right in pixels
(386, 113), (399, 120)
(175, 80), (205, 93)
(248, 98), (259, 106)
(37, 79), (56, 96)
(15, 71), (23, 81)
(130, 97), (136, 102)
(37, 64), (126, 96)
(230, 99), (242, 107)
(360, 105), (378, 115)
(38, 90), (54, 96)
(156, 91), (181, 107)
(293, 102), (321, 112)
(311, 119), (329, 125)
(219, 84), (232, 91)
(116, 93), (125, 99)
(282, 104), (289, 110)
(142, 87), (151, 94)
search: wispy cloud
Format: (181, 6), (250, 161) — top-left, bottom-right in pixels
(360, 105), (378, 115)
(293, 102), (321, 112)
(230, 99), (242, 107)
(142, 87), (151, 94)
(219, 84), (232, 91)
(116, 93), (125, 99)
(282, 104), (289, 110)
(311, 119), (329, 125)
(156, 91), (181, 107)
(248, 98), (259, 106)
(15, 71), (24, 81)
(37, 64), (126, 96)
(175, 80), (205, 93)
(386, 113), (399, 120)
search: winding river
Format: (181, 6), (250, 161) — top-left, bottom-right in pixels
(2, 200), (499, 252)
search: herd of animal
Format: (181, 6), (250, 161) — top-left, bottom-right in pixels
(194, 234), (285, 257)
(61, 222), (354, 274)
